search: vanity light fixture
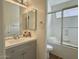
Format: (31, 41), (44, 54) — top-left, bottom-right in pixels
(6, 0), (29, 8)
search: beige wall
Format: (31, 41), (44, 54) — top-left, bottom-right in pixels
(32, 1), (46, 59)
(21, 0), (47, 59)
(0, 0), (5, 59)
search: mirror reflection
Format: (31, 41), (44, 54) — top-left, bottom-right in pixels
(27, 9), (37, 30)
(23, 9), (37, 31)
(4, 1), (21, 37)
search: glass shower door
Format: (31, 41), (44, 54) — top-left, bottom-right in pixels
(62, 7), (78, 47)
(47, 11), (62, 44)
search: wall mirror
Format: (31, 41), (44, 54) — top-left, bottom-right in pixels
(4, 1), (21, 37)
(27, 9), (37, 30)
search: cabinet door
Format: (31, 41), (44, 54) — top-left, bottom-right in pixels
(6, 50), (24, 59)
(16, 53), (24, 59)
(6, 54), (17, 59)
(23, 42), (36, 59)
(24, 49), (36, 59)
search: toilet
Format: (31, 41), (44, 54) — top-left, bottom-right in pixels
(47, 44), (53, 59)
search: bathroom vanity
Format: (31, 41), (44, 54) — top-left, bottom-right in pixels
(5, 38), (36, 59)
(4, 0), (37, 59)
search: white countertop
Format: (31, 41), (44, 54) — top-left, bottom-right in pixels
(5, 37), (36, 49)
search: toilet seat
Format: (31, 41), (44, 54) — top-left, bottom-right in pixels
(47, 44), (53, 51)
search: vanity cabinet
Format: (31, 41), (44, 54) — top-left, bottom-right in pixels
(6, 40), (36, 59)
